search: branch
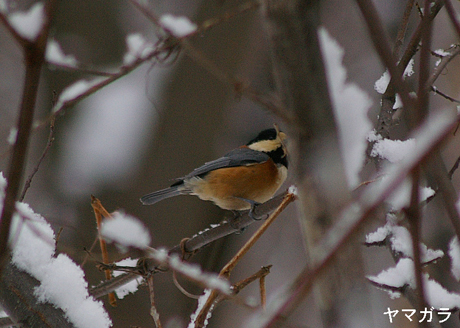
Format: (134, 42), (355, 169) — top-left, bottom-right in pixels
(393, 0), (415, 58)
(427, 45), (460, 87)
(19, 116), (55, 201)
(168, 190), (289, 256)
(91, 196), (117, 307)
(195, 191), (295, 327)
(0, 0), (59, 270)
(130, 0), (292, 122)
(89, 190), (293, 299)
(355, 0), (416, 112)
(443, 0), (460, 39)
(406, 170), (429, 320)
(0, 262), (74, 327)
(246, 109), (458, 328)
(147, 275), (162, 328)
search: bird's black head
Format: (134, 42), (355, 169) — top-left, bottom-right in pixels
(246, 128), (278, 146)
(247, 128), (288, 168)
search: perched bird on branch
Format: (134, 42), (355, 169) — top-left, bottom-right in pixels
(140, 128), (288, 214)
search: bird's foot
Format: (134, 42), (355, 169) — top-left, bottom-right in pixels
(235, 197), (262, 220)
(229, 210), (246, 233)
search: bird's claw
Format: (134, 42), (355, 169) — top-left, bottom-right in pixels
(235, 197), (262, 220)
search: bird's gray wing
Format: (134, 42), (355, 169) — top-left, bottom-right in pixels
(173, 148), (270, 184)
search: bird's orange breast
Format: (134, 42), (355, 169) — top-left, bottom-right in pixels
(185, 160), (287, 210)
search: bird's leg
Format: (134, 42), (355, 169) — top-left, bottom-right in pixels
(228, 210), (245, 233)
(235, 197), (262, 220)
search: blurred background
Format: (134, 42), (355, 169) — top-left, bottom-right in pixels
(1, 0), (460, 327)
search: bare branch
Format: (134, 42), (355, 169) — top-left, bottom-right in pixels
(246, 109), (458, 328)
(393, 0), (415, 58)
(0, 0), (59, 270)
(406, 170), (429, 320)
(147, 275), (163, 328)
(431, 86), (460, 104)
(428, 45), (460, 86)
(195, 191), (295, 327)
(91, 196), (117, 307)
(19, 116), (55, 201)
(443, 0), (460, 39)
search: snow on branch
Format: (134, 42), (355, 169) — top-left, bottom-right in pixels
(245, 108), (458, 328)
(0, 172), (112, 328)
(46, 39), (78, 67)
(123, 33), (155, 65)
(159, 14), (197, 38)
(100, 212), (151, 250)
(1, 2), (46, 41)
(144, 248), (232, 295)
(365, 215), (444, 264)
(367, 258), (460, 310)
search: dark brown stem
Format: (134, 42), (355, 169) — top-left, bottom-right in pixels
(406, 170), (428, 324)
(443, 0), (460, 39)
(355, 0), (414, 110)
(393, 0), (415, 58)
(19, 117), (55, 202)
(0, 0), (59, 270)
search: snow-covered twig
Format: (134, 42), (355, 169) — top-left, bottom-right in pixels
(428, 45), (460, 88)
(130, 0), (291, 123)
(246, 108), (458, 328)
(0, 0), (59, 270)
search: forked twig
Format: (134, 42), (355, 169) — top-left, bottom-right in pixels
(91, 196), (117, 307)
(194, 191), (296, 327)
(130, 0), (291, 122)
(247, 109), (457, 328)
(0, 0), (59, 270)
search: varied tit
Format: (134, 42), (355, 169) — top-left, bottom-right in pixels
(140, 128), (288, 212)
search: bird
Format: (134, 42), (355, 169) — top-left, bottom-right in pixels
(140, 128), (288, 214)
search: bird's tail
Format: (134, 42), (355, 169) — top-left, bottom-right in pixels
(140, 186), (184, 205)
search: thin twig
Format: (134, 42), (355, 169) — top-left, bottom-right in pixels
(19, 116), (56, 201)
(89, 191), (291, 300)
(46, 62), (117, 77)
(427, 45), (460, 87)
(194, 1), (260, 36)
(81, 236), (100, 267)
(195, 191), (296, 327)
(248, 110), (457, 328)
(147, 275), (163, 328)
(431, 86), (460, 104)
(406, 170), (428, 324)
(398, 0), (443, 73)
(131, 0), (291, 122)
(448, 155), (460, 179)
(91, 196), (117, 307)
(259, 270), (268, 309)
(172, 270), (201, 299)
(393, 0), (415, 58)
(443, 0), (460, 39)
(355, 0), (415, 111)
(231, 265), (272, 297)
(32, 38), (179, 132)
